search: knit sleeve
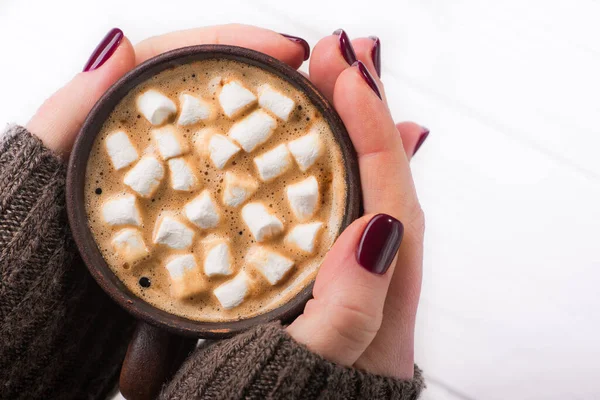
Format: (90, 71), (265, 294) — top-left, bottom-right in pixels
(160, 322), (425, 400)
(0, 125), (134, 400)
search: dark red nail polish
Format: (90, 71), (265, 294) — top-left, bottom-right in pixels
(368, 36), (381, 77)
(413, 128), (430, 156)
(352, 61), (382, 99)
(333, 29), (357, 65)
(357, 214), (404, 275)
(280, 33), (310, 61)
(83, 28), (124, 72)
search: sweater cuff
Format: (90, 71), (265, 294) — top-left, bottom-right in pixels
(160, 322), (425, 400)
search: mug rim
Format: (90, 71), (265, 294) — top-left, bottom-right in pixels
(66, 44), (361, 338)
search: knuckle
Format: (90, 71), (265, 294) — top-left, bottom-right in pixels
(326, 300), (382, 349)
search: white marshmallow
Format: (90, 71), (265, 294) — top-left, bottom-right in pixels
(137, 89), (177, 125)
(153, 216), (195, 249)
(208, 134), (240, 169)
(213, 272), (251, 309)
(286, 176), (319, 221)
(228, 109), (277, 152)
(258, 84), (295, 121)
(168, 158), (199, 191)
(184, 190), (220, 229)
(102, 194), (142, 226)
(285, 222), (323, 254)
(218, 81), (257, 118)
(152, 126), (189, 160)
(124, 156), (165, 198)
(254, 144), (292, 182)
(287, 129), (323, 172)
(111, 228), (149, 264)
(246, 246), (294, 285)
(241, 203), (284, 242)
(202, 238), (233, 276)
(208, 76), (222, 95)
(105, 131), (139, 170)
(222, 171), (258, 207)
(177, 93), (212, 126)
(165, 254), (207, 299)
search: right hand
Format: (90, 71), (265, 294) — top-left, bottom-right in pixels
(287, 30), (426, 380)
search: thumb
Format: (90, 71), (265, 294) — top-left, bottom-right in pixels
(287, 214), (404, 366)
(26, 29), (135, 157)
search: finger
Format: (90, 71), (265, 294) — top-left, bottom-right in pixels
(135, 24), (309, 69)
(287, 214), (403, 366)
(396, 122), (430, 160)
(309, 29), (357, 102)
(333, 64), (424, 378)
(27, 29), (135, 156)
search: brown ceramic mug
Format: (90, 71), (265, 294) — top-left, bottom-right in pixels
(66, 45), (361, 400)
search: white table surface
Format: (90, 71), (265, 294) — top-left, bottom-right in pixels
(1, 1), (598, 399)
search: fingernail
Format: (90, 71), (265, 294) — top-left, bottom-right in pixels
(413, 127), (430, 156)
(357, 214), (404, 275)
(83, 28), (124, 72)
(368, 36), (381, 77)
(352, 61), (382, 99)
(333, 29), (357, 65)
(280, 33), (310, 61)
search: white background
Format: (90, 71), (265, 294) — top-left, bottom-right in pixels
(1, 1), (599, 399)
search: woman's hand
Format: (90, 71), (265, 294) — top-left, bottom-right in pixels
(25, 25), (427, 380)
(287, 30), (425, 379)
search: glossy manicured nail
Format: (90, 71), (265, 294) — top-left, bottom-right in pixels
(352, 61), (382, 99)
(369, 36), (381, 77)
(83, 28), (124, 72)
(280, 33), (310, 61)
(413, 127), (430, 156)
(357, 214), (404, 275)
(333, 29), (357, 65)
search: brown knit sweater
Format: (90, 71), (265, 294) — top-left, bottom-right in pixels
(0, 125), (424, 400)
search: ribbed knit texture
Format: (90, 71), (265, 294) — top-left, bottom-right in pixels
(160, 322), (425, 400)
(0, 125), (134, 400)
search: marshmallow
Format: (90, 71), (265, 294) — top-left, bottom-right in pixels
(152, 126), (189, 160)
(111, 228), (149, 264)
(102, 194), (142, 226)
(177, 93), (212, 126)
(287, 129), (323, 172)
(168, 158), (199, 191)
(213, 272), (250, 309)
(202, 237), (233, 276)
(241, 203), (284, 242)
(165, 254), (207, 299)
(228, 109), (277, 152)
(208, 134), (241, 169)
(153, 216), (195, 249)
(137, 89), (177, 125)
(105, 131), (139, 170)
(285, 222), (323, 254)
(247, 246), (294, 285)
(184, 190), (220, 229)
(286, 176), (319, 221)
(208, 76), (222, 95)
(218, 81), (257, 118)
(124, 156), (165, 198)
(258, 84), (295, 121)
(222, 171), (258, 207)
(254, 144), (292, 182)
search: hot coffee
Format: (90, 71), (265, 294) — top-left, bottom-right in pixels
(85, 59), (347, 322)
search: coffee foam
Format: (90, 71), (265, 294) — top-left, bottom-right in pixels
(84, 59), (347, 322)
